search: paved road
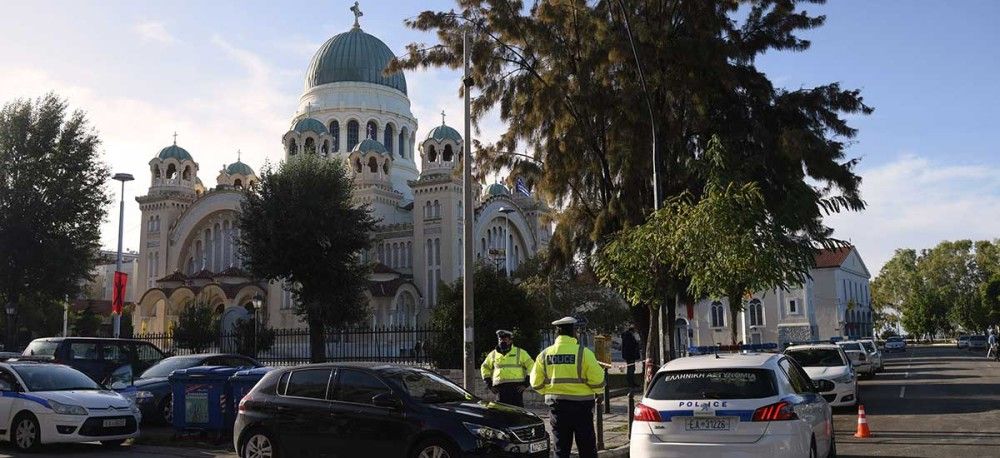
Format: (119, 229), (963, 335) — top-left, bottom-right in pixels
(835, 345), (1000, 457)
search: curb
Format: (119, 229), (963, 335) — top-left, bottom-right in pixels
(568, 444), (629, 457)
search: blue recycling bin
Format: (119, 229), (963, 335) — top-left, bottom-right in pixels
(168, 366), (244, 434)
(226, 367), (273, 427)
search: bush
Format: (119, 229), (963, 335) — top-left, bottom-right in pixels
(429, 265), (546, 368)
(228, 318), (275, 358)
(173, 301), (218, 353)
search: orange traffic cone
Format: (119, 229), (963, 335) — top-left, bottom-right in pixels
(854, 404), (871, 438)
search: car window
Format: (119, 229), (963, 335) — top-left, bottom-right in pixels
(284, 369), (332, 400)
(139, 357), (203, 379)
(133, 343), (164, 363)
(23, 340), (59, 357)
(860, 342), (876, 353)
(784, 349), (846, 367)
(779, 358), (814, 394)
(333, 369), (391, 405)
(70, 342), (100, 360)
(887, 337), (903, 342)
(207, 356), (256, 368)
(101, 343), (128, 362)
(384, 368), (473, 404)
(646, 369), (777, 400)
(12, 365), (101, 391)
(0, 369), (22, 391)
(277, 372), (290, 395)
(838, 342), (862, 352)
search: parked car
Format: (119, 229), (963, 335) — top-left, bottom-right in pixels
(630, 352), (835, 458)
(884, 336), (906, 352)
(957, 335), (970, 349)
(22, 337), (167, 385)
(858, 340), (883, 372)
(0, 360), (141, 452)
(133, 353), (261, 425)
(968, 335), (988, 351)
(784, 344), (858, 408)
(836, 341), (874, 379)
(235, 363), (549, 458)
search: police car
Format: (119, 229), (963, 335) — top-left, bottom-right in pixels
(0, 360), (141, 452)
(630, 353), (835, 458)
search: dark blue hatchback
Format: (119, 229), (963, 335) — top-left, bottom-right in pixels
(133, 353), (260, 424)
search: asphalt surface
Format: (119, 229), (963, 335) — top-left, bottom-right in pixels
(3, 345), (998, 457)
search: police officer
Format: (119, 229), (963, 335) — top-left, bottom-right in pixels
(481, 329), (534, 407)
(530, 317), (605, 458)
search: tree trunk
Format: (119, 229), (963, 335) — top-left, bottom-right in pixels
(308, 315), (326, 363)
(666, 293), (677, 361)
(644, 304), (660, 388)
(728, 293), (742, 346)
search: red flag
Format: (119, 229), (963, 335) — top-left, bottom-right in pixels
(112, 271), (128, 315)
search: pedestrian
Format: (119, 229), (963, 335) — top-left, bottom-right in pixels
(988, 329), (997, 359)
(620, 324), (641, 388)
(530, 317), (605, 458)
(480, 329), (533, 407)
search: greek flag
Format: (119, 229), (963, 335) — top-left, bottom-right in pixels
(515, 177), (530, 196)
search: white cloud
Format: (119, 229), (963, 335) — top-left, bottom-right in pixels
(825, 154), (1000, 276)
(132, 21), (177, 44)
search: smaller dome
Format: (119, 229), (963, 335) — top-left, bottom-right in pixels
(487, 183), (510, 197)
(226, 161), (255, 176)
(158, 144), (193, 161)
(426, 124), (462, 143)
(352, 138), (389, 155)
(293, 118), (329, 135)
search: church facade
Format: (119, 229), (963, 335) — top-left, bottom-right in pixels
(132, 17), (550, 334)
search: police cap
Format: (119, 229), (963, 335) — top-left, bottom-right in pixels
(551, 316), (577, 326)
(496, 329), (513, 338)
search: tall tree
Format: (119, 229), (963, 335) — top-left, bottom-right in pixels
(238, 154), (377, 362)
(172, 299), (218, 353)
(392, 0), (869, 361)
(0, 94), (110, 347)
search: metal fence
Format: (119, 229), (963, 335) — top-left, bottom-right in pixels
(133, 325), (444, 367)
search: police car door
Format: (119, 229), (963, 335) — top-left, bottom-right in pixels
(0, 368), (22, 438)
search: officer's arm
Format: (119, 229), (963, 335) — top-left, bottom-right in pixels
(480, 352), (493, 383)
(520, 351), (533, 386)
(529, 351), (547, 391)
(584, 349), (606, 393)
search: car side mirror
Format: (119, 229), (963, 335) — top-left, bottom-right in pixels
(371, 392), (401, 409)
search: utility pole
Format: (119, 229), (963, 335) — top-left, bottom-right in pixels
(112, 172), (134, 338)
(461, 28), (476, 390)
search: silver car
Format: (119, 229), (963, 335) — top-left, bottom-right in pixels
(858, 340), (883, 372)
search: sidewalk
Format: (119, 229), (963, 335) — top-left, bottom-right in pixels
(526, 393), (633, 457)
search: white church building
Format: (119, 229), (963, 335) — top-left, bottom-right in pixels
(132, 15), (550, 334)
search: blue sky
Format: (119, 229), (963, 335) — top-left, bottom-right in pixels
(0, 0), (996, 275)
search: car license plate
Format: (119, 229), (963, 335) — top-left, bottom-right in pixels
(685, 417), (733, 431)
(528, 440), (548, 453)
(102, 418), (126, 428)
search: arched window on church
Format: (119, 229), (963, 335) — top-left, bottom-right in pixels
(166, 164), (177, 179)
(428, 145), (437, 162)
(406, 241), (412, 267)
(304, 137), (316, 155)
(182, 166), (191, 181)
(368, 157), (378, 173)
(433, 200), (440, 218)
(354, 158), (362, 173)
(443, 144), (453, 162)
(398, 127), (407, 158)
(382, 160), (389, 175)
(321, 140), (329, 156)
(384, 124), (394, 156)
(366, 120), (378, 140)
(153, 165), (161, 179)
(329, 120), (340, 152)
(347, 120), (359, 150)
(234, 179), (243, 188)
(288, 138), (298, 156)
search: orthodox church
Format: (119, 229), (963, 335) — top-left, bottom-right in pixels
(132, 11), (550, 334)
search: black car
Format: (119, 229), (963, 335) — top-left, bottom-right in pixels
(133, 353), (261, 424)
(22, 337), (167, 384)
(234, 363), (549, 458)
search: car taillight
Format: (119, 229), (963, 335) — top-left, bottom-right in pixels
(632, 403), (662, 422)
(238, 395), (252, 413)
(752, 401), (797, 421)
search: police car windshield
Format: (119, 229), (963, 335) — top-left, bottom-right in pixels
(12, 365), (101, 392)
(785, 349), (846, 367)
(647, 369), (777, 400)
(384, 369), (473, 404)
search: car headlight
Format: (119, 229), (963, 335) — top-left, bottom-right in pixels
(135, 391), (155, 401)
(464, 422), (511, 442)
(833, 373), (854, 384)
(49, 400), (88, 415)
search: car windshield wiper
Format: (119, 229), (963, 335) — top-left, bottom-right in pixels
(55, 386), (100, 391)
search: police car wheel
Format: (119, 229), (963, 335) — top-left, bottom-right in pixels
(412, 439), (457, 458)
(243, 430), (279, 458)
(12, 413), (41, 452)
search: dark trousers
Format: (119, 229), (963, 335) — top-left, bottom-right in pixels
(495, 383), (524, 407)
(549, 400), (597, 458)
(625, 359), (637, 387)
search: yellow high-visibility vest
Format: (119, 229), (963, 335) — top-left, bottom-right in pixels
(529, 335), (606, 403)
(481, 346), (534, 385)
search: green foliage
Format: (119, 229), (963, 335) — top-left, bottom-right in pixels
(237, 154), (378, 362)
(173, 300), (218, 353)
(0, 94), (110, 342)
(73, 306), (102, 337)
(429, 265), (545, 369)
(229, 318), (275, 358)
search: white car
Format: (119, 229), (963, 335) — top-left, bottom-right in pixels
(0, 360), (141, 452)
(884, 336), (906, 352)
(858, 339), (883, 372)
(630, 353), (835, 458)
(784, 344), (857, 407)
(836, 341), (874, 378)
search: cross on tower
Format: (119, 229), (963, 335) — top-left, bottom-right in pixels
(441, 110), (446, 126)
(350, 1), (363, 28)
(237, 149), (241, 161)
(172, 131), (178, 145)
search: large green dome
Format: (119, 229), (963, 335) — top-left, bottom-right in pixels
(158, 144), (193, 161)
(426, 124), (462, 143)
(305, 27), (407, 94)
(293, 117), (328, 135)
(226, 161), (254, 176)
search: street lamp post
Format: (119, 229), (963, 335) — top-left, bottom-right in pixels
(112, 172), (134, 338)
(498, 207), (515, 277)
(4, 302), (15, 351)
(252, 295), (264, 358)
(461, 28), (476, 391)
